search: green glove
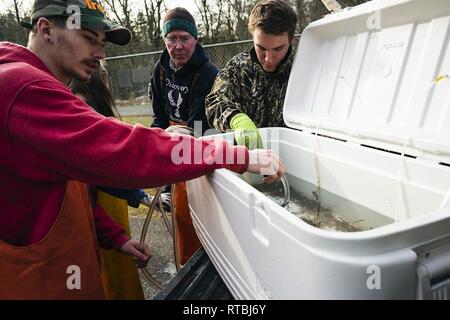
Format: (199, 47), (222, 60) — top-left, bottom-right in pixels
(230, 113), (263, 150)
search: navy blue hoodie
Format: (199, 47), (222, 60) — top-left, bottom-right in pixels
(149, 43), (218, 135)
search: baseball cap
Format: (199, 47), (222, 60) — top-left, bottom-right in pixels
(21, 0), (132, 46)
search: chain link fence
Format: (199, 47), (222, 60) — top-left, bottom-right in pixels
(105, 36), (300, 110)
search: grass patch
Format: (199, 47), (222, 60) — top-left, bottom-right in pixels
(121, 115), (153, 126)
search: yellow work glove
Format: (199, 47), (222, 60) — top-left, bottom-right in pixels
(230, 113), (262, 150)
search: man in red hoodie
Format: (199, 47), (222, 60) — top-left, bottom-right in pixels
(0, 0), (285, 299)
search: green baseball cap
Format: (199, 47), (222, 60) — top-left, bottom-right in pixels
(21, 0), (132, 46)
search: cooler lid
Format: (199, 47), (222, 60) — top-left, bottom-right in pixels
(284, 0), (450, 163)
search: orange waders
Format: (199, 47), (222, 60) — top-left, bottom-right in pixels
(0, 181), (105, 299)
(169, 121), (201, 265)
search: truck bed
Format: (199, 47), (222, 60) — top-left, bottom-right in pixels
(154, 247), (234, 300)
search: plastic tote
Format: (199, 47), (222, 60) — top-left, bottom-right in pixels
(187, 0), (450, 299)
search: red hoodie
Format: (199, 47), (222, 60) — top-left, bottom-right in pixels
(0, 42), (249, 247)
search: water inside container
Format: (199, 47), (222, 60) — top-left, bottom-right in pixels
(252, 174), (394, 232)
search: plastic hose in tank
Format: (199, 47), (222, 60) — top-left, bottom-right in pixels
(280, 175), (291, 207)
(139, 186), (165, 289)
(139, 184), (181, 290)
(244, 172), (291, 207)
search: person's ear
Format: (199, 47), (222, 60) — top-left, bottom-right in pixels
(36, 18), (53, 43)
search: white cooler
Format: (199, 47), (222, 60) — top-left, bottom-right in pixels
(187, 0), (450, 299)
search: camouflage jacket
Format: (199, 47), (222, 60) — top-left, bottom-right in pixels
(205, 47), (294, 132)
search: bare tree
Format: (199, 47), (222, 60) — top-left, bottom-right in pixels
(196, 0), (255, 43)
(103, 0), (134, 35)
(143, 0), (165, 49)
(103, 0), (124, 25)
(295, 0), (370, 32)
(195, 0), (213, 40)
(12, 0), (22, 25)
(230, 0), (254, 40)
(212, 0), (224, 40)
(294, 0), (310, 32)
(1, 0), (28, 44)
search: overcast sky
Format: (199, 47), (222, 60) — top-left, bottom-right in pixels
(0, 0), (199, 16)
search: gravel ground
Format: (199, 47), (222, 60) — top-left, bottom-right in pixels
(128, 204), (177, 300)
